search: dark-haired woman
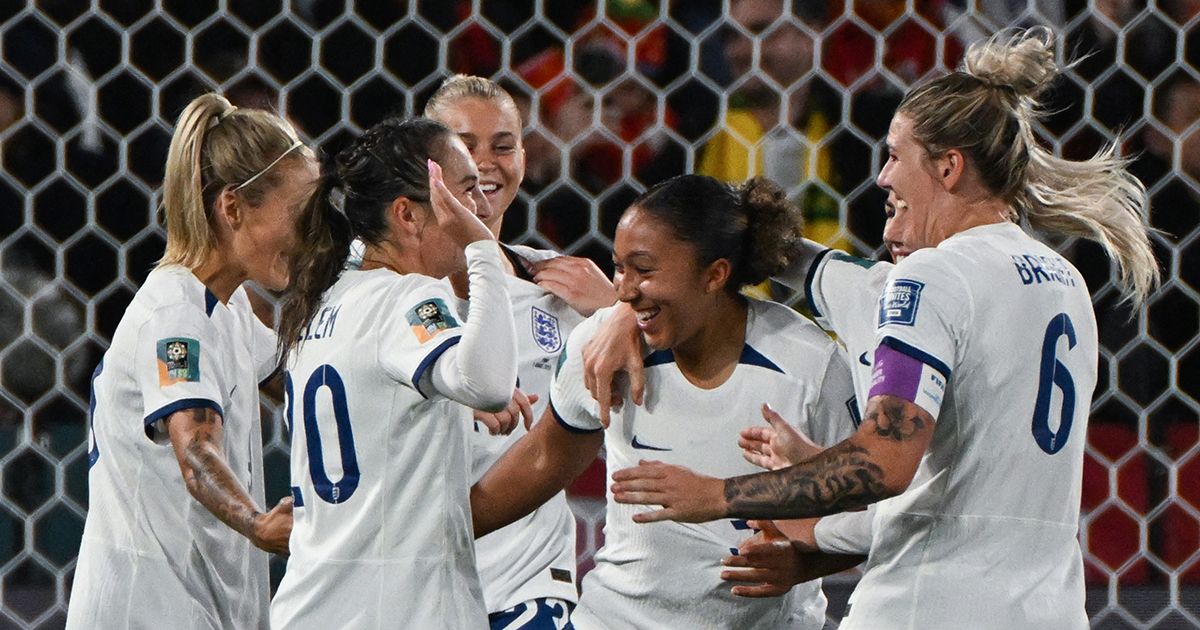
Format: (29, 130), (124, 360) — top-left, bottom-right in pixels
(269, 117), (516, 628)
(471, 174), (856, 629)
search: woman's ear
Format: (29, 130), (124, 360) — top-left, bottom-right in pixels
(938, 148), (966, 191)
(704, 258), (732, 294)
(212, 186), (243, 231)
(389, 196), (423, 236)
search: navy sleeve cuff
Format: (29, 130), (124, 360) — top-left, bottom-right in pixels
(412, 335), (463, 399)
(143, 398), (224, 439)
(549, 398), (602, 434)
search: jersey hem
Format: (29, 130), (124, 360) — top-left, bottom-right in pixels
(877, 336), (952, 380)
(143, 398), (224, 429)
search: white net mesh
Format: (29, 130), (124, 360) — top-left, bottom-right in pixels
(1, 1), (1197, 627)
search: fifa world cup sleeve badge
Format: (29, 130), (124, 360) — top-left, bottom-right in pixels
(406, 298), (460, 343)
(157, 337), (201, 386)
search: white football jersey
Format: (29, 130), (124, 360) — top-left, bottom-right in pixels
(842, 222), (1096, 630)
(553, 300), (856, 630)
(269, 269), (487, 630)
(68, 265), (273, 630)
(469, 245), (584, 612)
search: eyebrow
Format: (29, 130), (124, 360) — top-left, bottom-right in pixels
(492, 132), (517, 142)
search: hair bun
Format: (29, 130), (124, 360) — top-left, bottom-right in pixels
(963, 27), (1058, 99)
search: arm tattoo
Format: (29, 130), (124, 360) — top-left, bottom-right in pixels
(723, 442), (889, 520)
(723, 397), (926, 519)
(176, 409), (261, 540)
(870, 397), (927, 442)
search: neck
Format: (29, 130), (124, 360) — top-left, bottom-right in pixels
(931, 194), (1012, 246)
(360, 241), (419, 276)
(192, 250), (245, 304)
(672, 294), (748, 389)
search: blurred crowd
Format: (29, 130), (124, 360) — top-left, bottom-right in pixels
(1, 0), (1199, 595)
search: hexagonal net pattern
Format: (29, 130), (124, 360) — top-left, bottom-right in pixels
(0, 1), (1196, 627)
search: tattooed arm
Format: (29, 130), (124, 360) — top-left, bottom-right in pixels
(611, 395), (934, 523)
(166, 408), (293, 553)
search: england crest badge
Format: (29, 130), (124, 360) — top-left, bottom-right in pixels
(531, 306), (562, 353)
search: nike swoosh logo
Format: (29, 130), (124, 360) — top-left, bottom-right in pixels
(858, 352), (871, 366)
(631, 435), (671, 451)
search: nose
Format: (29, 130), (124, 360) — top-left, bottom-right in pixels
(474, 149), (496, 173)
(875, 164), (892, 190)
(614, 271), (637, 303)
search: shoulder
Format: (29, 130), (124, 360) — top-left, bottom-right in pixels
(134, 266), (206, 312)
(745, 300), (839, 373)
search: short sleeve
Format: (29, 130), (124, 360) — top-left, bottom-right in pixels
(807, 251), (893, 342)
(869, 251), (969, 417)
(376, 281), (466, 394)
(813, 509), (874, 555)
(804, 346), (858, 446)
(547, 310), (607, 434)
(137, 304), (228, 436)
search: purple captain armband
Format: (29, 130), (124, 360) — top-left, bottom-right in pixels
(868, 342), (948, 420)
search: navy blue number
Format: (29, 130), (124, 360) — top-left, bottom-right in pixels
(295, 365), (360, 504)
(1031, 313), (1077, 454)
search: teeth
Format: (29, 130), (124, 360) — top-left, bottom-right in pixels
(637, 308), (659, 323)
(480, 183), (499, 193)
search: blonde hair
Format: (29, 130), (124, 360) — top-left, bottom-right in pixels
(160, 93), (311, 269)
(898, 27), (1160, 304)
(423, 74), (522, 125)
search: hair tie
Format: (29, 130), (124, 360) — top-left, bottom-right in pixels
(206, 106), (239, 130)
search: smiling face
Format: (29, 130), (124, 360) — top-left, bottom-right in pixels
(882, 192), (914, 263)
(612, 206), (726, 352)
(875, 113), (952, 253)
(432, 96), (525, 235)
(414, 135), (483, 278)
(231, 155), (318, 291)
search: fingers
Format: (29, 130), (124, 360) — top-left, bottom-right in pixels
(628, 360), (646, 406)
(475, 412), (503, 436)
(760, 403), (788, 429)
(275, 495), (295, 514)
(596, 369), (613, 429)
(630, 508), (675, 523)
(609, 462), (667, 482)
(729, 583), (789, 598)
(518, 391), (538, 430)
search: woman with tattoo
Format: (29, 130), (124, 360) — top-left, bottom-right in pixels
(471, 173), (857, 629)
(68, 93), (316, 629)
(424, 75), (615, 630)
(606, 27), (1159, 629)
(268, 118), (517, 628)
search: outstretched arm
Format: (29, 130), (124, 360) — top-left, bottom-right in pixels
(471, 407), (604, 537)
(611, 394), (934, 522)
(166, 408), (293, 554)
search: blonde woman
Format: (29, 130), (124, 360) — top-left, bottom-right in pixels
(423, 74), (615, 629)
(68, 94), (316, 629)
(608, 27), (1159, 629)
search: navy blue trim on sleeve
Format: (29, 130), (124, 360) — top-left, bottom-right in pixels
(290, 486), (305, 508)
(411, 335), (464, 399)
(549, 398), (602, 434)
(878, 336), (952, 380)
(738, 344), (785, 374)
(143, 398), (224, 439)
(803, 248), (835, 318)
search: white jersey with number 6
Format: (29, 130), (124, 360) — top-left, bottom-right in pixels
(270, 268), (487, 630)
(843, 222), (1096, 630)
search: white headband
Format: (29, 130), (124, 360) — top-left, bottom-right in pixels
(233, 140), (304, 192)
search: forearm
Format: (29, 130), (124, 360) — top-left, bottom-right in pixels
(789, 549), (866, 583)
(769, 238), (829, 299)
(169, 409), (263, 542)
(470, 415), (602, 537)
(180, 440), (264, 540)
(433, 242), (517, 411)
(723, 395), (931, 520)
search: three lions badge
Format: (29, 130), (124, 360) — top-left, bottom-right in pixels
(531, 306), (562, 353)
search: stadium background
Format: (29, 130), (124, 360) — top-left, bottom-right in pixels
(0, 0), (1197, 627)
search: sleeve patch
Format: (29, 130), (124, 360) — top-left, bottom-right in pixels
(157, 338), (200, 386)
(406, 298), (460, 343)
(878, 278), (924, 327)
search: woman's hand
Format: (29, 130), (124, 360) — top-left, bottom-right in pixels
(529, 256), (617, 316)
(428, 158), (493, 247)
(739, 404), (823, 470)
